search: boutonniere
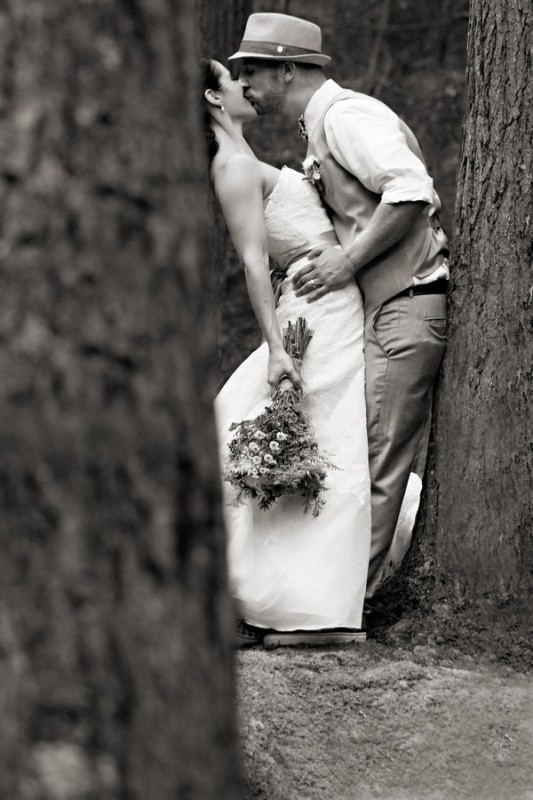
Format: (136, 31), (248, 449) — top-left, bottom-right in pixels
(302, 155), (325, 198)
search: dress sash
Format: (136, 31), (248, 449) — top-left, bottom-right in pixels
(270, 230), (339, 303)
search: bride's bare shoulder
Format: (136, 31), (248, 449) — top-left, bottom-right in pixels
(213, 152), (261, 181)
(212, 152), (263, 199)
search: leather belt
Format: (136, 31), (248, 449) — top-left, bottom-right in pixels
(390, 279), (448, 301)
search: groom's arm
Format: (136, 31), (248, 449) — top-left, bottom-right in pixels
(293, 98), (432, 300)
(293, 200), (426, 299)
(342, 200), (427, 272)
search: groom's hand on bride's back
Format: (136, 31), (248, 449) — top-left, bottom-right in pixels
(292, 247), (354, 302)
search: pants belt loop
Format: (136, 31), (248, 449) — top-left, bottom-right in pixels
(408, 287), (414, 298)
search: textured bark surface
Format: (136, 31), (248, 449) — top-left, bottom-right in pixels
(0, 1), (243, 797)
(391, 0), (533, 636)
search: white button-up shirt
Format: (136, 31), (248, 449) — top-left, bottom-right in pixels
(303, 80), (449, 283)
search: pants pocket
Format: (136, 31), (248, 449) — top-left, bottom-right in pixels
(422, 294), (447, 342)
(423, 315), (446, 343)
(371, 302), (400, 358)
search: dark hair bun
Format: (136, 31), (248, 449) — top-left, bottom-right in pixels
(200, 59), (221, 162)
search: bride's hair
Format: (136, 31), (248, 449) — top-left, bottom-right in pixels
(200, 58), (223, 161)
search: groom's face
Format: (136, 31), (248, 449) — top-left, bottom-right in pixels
(238, 61), (288, 115)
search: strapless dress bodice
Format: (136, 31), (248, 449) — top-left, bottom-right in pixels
(264, 166), (338, 271)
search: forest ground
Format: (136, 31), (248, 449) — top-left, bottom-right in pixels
(236, 636), (533, 800)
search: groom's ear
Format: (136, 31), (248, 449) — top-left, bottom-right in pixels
(277, 61), (296, 84)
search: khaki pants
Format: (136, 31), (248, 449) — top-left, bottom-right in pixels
(364, 292), (447, 598)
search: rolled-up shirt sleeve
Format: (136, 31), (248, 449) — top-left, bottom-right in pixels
(324, 97), (436, 206)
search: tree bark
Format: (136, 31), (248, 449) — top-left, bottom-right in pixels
(0, 1), (243, 797)
(393, 0), (533, 640)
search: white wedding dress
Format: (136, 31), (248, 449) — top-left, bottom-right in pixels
(215, 167), (371, 631)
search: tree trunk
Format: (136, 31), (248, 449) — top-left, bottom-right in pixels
(393, 0), (533, 644)
(197, 0), (255, 387)
(0, 1), (243, 797)
(197, 0), (252, 62)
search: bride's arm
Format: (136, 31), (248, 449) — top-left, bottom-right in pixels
(215, 155), (302, 393)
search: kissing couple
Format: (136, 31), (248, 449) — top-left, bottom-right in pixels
(206, 13), (449, 647)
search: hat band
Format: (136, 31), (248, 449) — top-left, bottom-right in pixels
(238, 40), (323, 58)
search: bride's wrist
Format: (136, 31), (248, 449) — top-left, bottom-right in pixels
(267, 339), (285, 354)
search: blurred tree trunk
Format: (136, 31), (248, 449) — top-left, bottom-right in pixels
(197, 0), (252, 62)
(397, 0), (533, 640)
(0, 1), (243, 798)
(197, 0), (254, 386)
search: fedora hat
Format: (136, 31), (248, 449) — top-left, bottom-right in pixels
(228, 13), (331, 67)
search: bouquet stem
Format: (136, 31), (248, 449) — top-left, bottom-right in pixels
(277, 317), (313, 395)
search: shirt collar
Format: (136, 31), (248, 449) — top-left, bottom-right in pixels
(303, 79), (343, 139)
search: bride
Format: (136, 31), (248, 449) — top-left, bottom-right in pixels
(202, 59), (371, 647)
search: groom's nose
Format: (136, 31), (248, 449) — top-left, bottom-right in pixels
(238, 72), (249, 88)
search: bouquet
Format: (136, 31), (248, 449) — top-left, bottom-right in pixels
(224, 318), (336, 517)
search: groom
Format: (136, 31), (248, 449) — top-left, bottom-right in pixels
(229, 13), (449, 601)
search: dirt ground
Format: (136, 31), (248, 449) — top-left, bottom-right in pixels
(236, 640), (533, 800)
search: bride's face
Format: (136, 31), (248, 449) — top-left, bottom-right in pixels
(214, 62), (257, 123)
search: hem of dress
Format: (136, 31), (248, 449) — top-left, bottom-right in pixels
(245, 620), (363, 632)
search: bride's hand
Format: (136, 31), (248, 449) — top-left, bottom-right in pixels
(292, 246), (353, 301)
(267, 348), (302, 396)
